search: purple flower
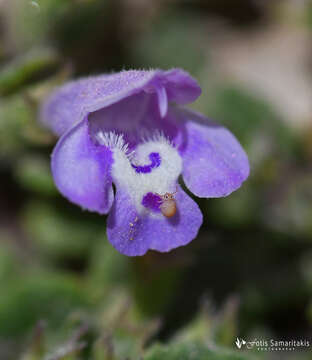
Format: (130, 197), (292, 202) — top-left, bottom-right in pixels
(40, 69), (249, 256)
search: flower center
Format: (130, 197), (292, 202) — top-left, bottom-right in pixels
(96, 131), (182, 216)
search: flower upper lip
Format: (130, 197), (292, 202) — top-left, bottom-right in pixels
(40, 69), (201, 137)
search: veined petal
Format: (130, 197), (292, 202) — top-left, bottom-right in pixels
(40, 69), (201, 136)
(106, 186), (203, 256)
(51, 119), (114, 214)
(173, 108), (250, 198)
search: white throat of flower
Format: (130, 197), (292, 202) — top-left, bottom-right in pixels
(96, 131), (182, 216)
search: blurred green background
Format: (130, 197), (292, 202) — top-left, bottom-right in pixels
(0, 0), (312, 359)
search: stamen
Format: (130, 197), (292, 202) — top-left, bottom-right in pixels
(156, 86), (168, 118)
(129, 216), (139, 240)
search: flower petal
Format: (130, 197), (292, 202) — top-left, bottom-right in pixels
(40, 69), (201, 136)
(161, 68), (202, 104)
(51, 118), (114, 214)
(106, 186), (203, 256)
(173, 108), (249, 198)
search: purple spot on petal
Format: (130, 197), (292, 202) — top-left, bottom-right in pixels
(132, 152), (161, 173)
(142, 192), (162, 212)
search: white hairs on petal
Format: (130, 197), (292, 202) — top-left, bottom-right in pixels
(96, 131), (134, 159)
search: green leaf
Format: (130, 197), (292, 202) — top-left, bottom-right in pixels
(14, 155), (56, 195)
(87, 241), (130, 300)
(0, 49), (60, 96)
(0, 241), (19, 285)
(144, 341), (252, 360)
(0, 95), (33, 159)
(200, 85), (299, 158)
(0, 272), (88, 338)
(22, 200), (104, 260)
